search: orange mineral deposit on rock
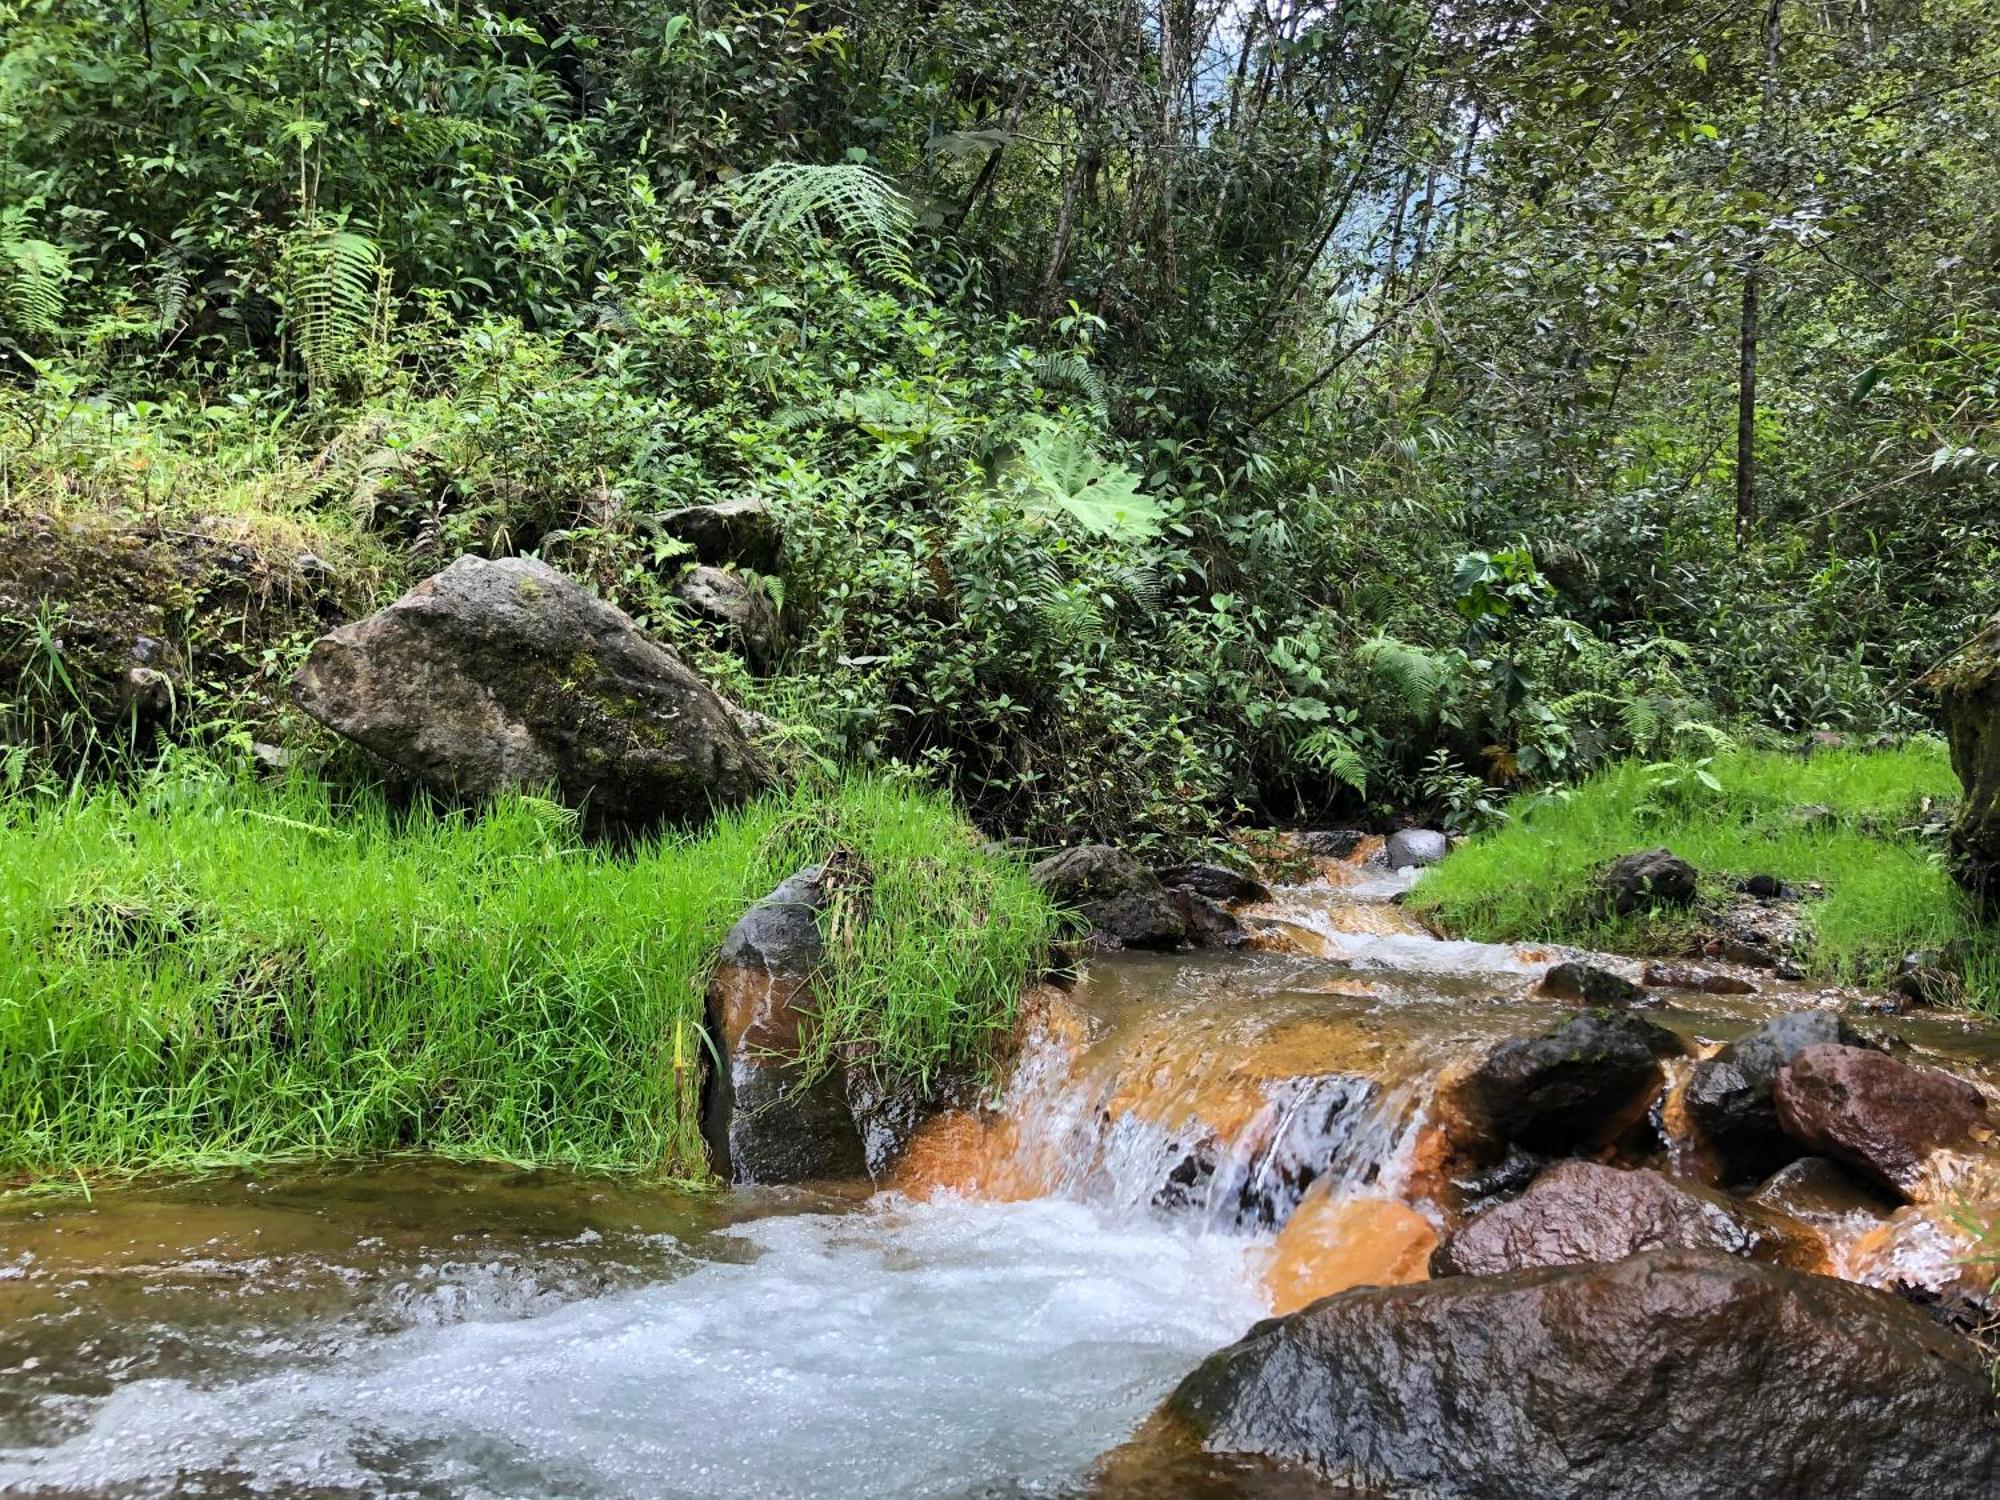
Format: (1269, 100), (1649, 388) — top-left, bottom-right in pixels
(1262, 1189), (1437, 1315)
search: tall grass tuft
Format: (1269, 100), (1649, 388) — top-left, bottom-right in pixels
(0, 763), (1058, 1185)
(1410, 740), (1997, 1001)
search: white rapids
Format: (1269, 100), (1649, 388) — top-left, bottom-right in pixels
(0, 1193), (1266, 1500)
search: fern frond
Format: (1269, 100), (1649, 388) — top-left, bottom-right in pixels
(1298, 726), (1369, 796)
(1357, 632), (1446, 722)
(720, 163), (919, 290)
(284, 227), (380, 390)
(0, 223), (68, 336)
(1029, 349), (1114, 425)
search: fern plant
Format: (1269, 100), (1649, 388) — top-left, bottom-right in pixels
(1357, 632), (1451, 722)
(0, 208), (68, 338)
(281, 226), (381, 392)
(719, 163), (920, 290)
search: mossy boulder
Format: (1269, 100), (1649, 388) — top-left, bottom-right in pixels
(1929, 614), (2000, 915)
(295, 555), (772, 832)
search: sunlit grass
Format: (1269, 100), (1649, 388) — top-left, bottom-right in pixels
(1410, 740), (1999, 1004)
(0, 765), (1057, 1186)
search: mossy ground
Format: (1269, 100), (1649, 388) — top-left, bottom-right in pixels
(1410, 741), (2000, 1006)
(0, 765), (1059, 1188)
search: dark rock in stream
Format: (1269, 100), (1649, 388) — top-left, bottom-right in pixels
(702, 864), (868, 1184)
(1432, 1161), (1803, 1276)
(295, 555), (772, 833)
(1030, 845), (1189, 950)
(1157, 863), (1271, 905)
(1536, 960), (1648, 1008)
(1685, 1011), (1868, 1181)
(1296, 829), (1368, 859)
(1447, 1010), (1684, 1159)
(1158, 1248), (2000, 1498)
(1773, 1043), (1994, 1202)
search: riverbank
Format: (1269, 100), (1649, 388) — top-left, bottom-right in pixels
(0, 767), (1058, 1187)
(1410, 742), (1999, 1007)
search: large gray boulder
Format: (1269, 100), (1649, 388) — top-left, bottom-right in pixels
(654, 498), (781, 572)
(295, 556), (771, 832)
(1158, 1249), (2000, 1498)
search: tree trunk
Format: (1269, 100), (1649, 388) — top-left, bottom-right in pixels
(1735, 256), (1760, 550)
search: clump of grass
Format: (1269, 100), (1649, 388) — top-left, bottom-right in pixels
(0, 764), (1058, 1186)
(1410, 741), (1997, 1001)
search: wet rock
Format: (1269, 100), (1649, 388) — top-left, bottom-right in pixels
(295, 556), (771, 833)
(675, 565), (778, 669)
(1537, 960), (1646, 1007)
(1773, 1043), (1994, 1201)
(1296, 829), (1367, 859)
(1265, 1195), (1435, 1315)
(1157, 863), (1271, 904)
(1642, 962), (1758, 995)
(1385, 828), (1447, 870)
(1749, 1155), (1893, 1227)
(1029, 845), (1187, 950)
(1847, 1201), (2000, 1338)
(1173, 888), (1246, 949)
(1452, 1010), (1684, 1158)
(1432, 1161), (1800, 1277)
(1601, 846), (1698, 914)
(702, 865), (867, 1185)
(1686, 1012), (1865, 1181)
(1927, 615), (2000, 915)
(653, 497), (781, 572)
(1160, 1249), (2000, 1498)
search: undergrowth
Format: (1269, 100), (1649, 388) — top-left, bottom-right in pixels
(0, 763), (1057, 1186)
(1410, 742), (2000, 1004)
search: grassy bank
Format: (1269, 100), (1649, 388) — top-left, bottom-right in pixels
(0, 767), (1058, 1186)
(1410, 742), (1998, 1004)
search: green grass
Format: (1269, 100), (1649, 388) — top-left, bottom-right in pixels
(1410, 740), (1999, 1003)
(0, 765), (1058, 1186)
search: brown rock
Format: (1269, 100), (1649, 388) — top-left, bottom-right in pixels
(1432, 1160), (1806, 1276)
(1773, 1043), (1994, 1201)
(1157, 1249), (2000, 1498)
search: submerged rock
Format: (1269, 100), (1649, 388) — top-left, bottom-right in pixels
(1446, 1010), (1683, 1159)
(1601, 846), (1698, 915)
(1431, 1160), (1802, 1276)
(1384, 828), (1447, 870)
(1773, 1043), (1994, 1201)
(1686, 1012), (1865, 1181)
(1846, 1200), (2000, 1337)
(1030, 845), (1188, 950)
(295, 556), (771, 832)
(702, 865), (867, 1184)
(1159, 1249), (2000, 1498)
(1537, 960), (1647, 1007)
(1642, 962), (1758, 995)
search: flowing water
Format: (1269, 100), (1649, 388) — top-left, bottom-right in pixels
(6, 849), (1999, 1498)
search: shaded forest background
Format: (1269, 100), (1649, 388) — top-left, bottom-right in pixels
(2, 0), (1996, 846)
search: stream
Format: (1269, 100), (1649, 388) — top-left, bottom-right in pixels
(5, 852), (1998, 1498)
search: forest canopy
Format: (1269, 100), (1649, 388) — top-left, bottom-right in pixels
(2, 0), (1996, 844)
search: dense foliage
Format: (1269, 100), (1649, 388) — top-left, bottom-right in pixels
(3, 0), (1997, 845)
(0, 766), (1057, 1183)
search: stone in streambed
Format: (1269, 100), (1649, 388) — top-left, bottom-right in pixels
(1153, 1249), (2000, 1498)
(1444, 1010), (1684, 1159)
(1385, 827), (1448, 870)
(702, 865), (866, 1184)
(1030, 845), (1188, 950)
(295, 555), (771, 833)
(1537, 960), (1648, 1007)
(1685, 1011), (1867, 1181)
(1156, 862), (1271, 904)
(1431, 1160), (1805, 1277)
(1773, 1043), (1995, 1201)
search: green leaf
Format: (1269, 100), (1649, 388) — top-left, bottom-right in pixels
(1013, 422), (1165, 542)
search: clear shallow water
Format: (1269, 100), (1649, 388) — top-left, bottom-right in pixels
(0, 1175), (1265, 1499)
